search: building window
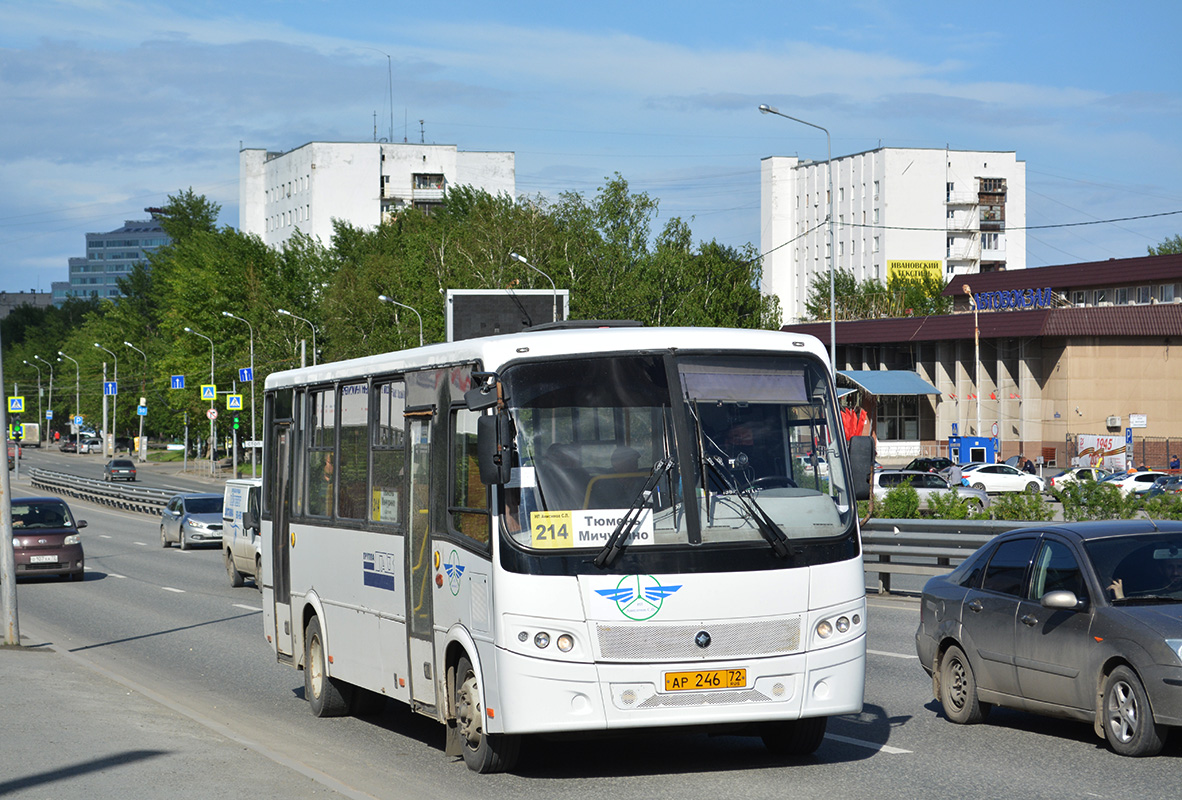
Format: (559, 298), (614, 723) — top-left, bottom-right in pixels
(414, 173), (444, 189)
(873, 208), (880, 224)
(1072, 290), (1086, 305)
(1137, 286), (1152, 304)
(873, 180), (879, 200)
(1093, 288), (1108, 305)
(1115, 287), (1129, 305)
(946, 182), (954, 201)
(838, 187), (844, 203)
(1162, 284), (1176, 302)
(839, 241), (845, 256)
(947, 209), (955, 219)
(982, 233), (999, 250)
(877, 395), (919, 441)
(873, 236), (880, 253)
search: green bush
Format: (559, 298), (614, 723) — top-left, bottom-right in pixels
(989, 489), (1055, 522)
(1053, 480), (1140, 521)
(927, 488), (991, 520)
(1141, 493), (1182, 521)
(880, 482), (921, 519)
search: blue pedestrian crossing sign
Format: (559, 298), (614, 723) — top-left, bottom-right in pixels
(8, 396), (24, 413)
(104, 381), (118, 396)
(227, 394), (243, 411)
(239, 367), (253, 382)
(171, 375), (186, 390)
(201, 384), (217, 401)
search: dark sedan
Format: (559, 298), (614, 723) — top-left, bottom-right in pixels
(916, 520), (1182, 757)
(11, 497), (87, 580)
(103, 458), (137, 481)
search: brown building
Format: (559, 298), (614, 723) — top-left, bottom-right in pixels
(782, 253), (1182, 468)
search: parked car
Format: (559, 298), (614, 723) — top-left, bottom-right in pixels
(79, 437), (103, 454)
(221, 479), (263, 588)
(10, 497), (87, 581)
(961, 462), (1046, 494)
(160, 492), (225, 550)
(1048, 466), (1114, 490)
(915, 520), (1182, 756)
(1107, 471), (1168, 496)
(59, 439), (77, 453)
(1145, 475), (1182, 499)
(873, 470), (990, 511)
(903, 457), (955, 475)
(103, 458), (137, 482)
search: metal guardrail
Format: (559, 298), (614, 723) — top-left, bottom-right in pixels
(861, 518), (1034, 594)
(28, 468), (174, 516)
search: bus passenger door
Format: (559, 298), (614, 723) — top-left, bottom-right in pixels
(407, 416), (437, 709)
(271, 425), (295, 657)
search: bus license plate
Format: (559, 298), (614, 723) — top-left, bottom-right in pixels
(664, 668), (746, 691)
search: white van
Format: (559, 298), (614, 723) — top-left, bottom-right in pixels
(222, 478), (262, 588)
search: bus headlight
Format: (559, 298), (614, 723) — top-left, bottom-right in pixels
(556, 634), (574, 652)
(534, 632), (551, 649)
(816, 620), (833, 639)
(836, 616), (850, 633)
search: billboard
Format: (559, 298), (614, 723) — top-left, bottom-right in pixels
(887, 260), (942, 283)
(446, 289), (571, 342)
(1075, 434), (1126, 471)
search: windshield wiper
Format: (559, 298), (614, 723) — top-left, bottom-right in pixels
(1112, 594), (1182, 605)
(703, 456), (792, 559)
(593, 459), (674, 569)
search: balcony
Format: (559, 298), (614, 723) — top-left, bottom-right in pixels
(945, 191), (978, 205)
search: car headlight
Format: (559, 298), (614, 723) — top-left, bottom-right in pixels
(1166, 639), (1182, 662)
(189, 519), (209, 529)
(65, 534), (81, 545)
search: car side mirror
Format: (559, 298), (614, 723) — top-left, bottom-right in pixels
(1041, 590), (1084, 610)
(75, 520), (88, 529)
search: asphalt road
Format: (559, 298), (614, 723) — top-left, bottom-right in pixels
(7, 449), (1182, 799)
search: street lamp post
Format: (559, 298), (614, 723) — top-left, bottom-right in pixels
(759, 104), (835, 376)
(377, 295), (424, 347)
(964, 284), (981, 437)
(21, 360), (41, 444)
(33, 355), (53, 445)
(124, 342), (148, 462)
(508, 252), (559, 323)
(94, 344), (118, 456)
(57, 351), (80, 454)
(277, 309), (318, 366)
(184, 327), (216, 476)
(222, 312), (257, 478)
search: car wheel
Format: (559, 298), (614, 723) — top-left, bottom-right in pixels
(304, 616), (351, 717)
(226, 549), (244, 588)
(1025, 481), (1041, 494)
(761, 716), (827, 756)
(939, 644), (989, 724)
(161, 526), (171, 548)
(972, 482), (986, 492)
(1103, 665), (1165, 757)
(454, 654), (520, 772)
(180, 530), (190, 551)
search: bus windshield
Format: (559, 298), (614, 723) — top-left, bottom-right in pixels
(500, 352), (853, 555)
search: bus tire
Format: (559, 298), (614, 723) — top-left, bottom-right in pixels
(761, 716), (827, 756)
(454, 655), (520, 773)
(225, 550), (245, 588)
(304, 616), (351, 717)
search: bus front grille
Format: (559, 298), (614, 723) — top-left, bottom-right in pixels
(595, 618), (802, 661)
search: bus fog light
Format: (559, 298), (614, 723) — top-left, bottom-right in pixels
(852, 613), (861, 626)
(534, 632), (551, 649)
(620, 689), (637, 706)
(836, 616), (850, 633)
(518, 631), (529, 642)
(816, 620), (833, 639)
(556, 634), (574, 652)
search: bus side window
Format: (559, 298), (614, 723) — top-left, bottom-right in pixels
(337, 382), (368, 520)
(371, 380), (405, 527)
(306, 388), (335, 518)
(449, 407), (490, 545)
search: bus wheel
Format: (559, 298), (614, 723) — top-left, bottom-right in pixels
(225, 550), (244, 588)
(761, 716), (827, 756)
(454, 655), (520, 773)
(304, 616), (351, 717)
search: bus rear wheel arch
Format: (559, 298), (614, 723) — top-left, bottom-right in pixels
(452, 654), (520, 773)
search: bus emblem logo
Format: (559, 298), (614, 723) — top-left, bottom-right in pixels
(363, 550), (397, 592)
(443, 550), (465, 595)
(596, 575), (682, 621)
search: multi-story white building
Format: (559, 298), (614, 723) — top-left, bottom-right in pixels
(239, 142), (516, 250)
(760, 147), (1026, 324)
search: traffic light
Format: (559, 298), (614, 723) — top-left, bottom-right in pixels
(10, 421), (22, 442)
(233, 416), (240, 431)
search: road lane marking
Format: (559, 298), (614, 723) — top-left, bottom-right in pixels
(868, 649), (919, 659)
(824, 733), (912, 754)
(162, 587), (185, 593)
(100, 534), (112, 539)
(232, 604), (262, 612)
(134, 541), (147, 546)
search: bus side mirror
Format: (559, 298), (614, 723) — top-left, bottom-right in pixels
(848, 435), (874, 501)
(477, 413), (513, 485)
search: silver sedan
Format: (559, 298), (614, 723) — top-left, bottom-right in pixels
(160, 492), (224, 550)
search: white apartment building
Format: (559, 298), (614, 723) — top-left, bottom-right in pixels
(760, 147), (1026, 324)
(240, 142), (516, 250)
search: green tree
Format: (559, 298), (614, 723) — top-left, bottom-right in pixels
(1148, 234), (1182, 256)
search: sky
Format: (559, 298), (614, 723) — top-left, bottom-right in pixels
(2, 0), (1180, 295)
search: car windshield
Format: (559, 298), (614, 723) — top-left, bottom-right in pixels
(11, 501), (72, 529)
(1085, 534), (1182, 603)
(185, 497), (223, 514)
(500, 352), (854, 555)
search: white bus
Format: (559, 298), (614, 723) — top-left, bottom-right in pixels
(258, 324), (873, 772)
